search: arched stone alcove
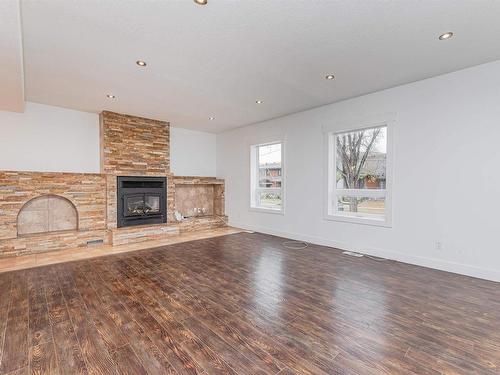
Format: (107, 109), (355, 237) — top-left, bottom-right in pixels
(17, 195), (78, 236)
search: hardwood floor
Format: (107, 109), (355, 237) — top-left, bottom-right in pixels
(0, 232), (499, 375)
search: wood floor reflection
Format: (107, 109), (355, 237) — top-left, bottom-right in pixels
(0, 232), (499, 374)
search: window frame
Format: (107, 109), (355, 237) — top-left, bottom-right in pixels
(324, 118), (393, 227)
(249, 140), (285, 214)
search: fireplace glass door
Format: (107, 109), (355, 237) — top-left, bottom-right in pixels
(124, 194), (144, 217)
(124, 194), (161, 217)
(144, 194), (160, 214)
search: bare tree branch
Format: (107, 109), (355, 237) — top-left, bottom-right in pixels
(335, 128), (383, 211)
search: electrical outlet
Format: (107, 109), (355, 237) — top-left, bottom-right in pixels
(435, 241), (443, 250)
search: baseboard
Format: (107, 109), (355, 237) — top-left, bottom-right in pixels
(230, 220), (500, 283)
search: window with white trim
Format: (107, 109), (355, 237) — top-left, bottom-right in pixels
(250, 141), (283, 212)
(327, 125), (391, 225)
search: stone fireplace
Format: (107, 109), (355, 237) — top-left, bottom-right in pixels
(0, 111), (227, 257)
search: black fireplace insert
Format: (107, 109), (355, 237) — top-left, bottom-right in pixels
(117, 176), (167, 228)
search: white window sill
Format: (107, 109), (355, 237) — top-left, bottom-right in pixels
(324, 213), (392, 227)
(249, 206), (284, 215)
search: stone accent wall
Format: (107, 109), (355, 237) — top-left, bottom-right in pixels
(167, 175), (176, 222)
(0, 230), (109, 257)
(0, 171), (108, 256)
(0, 171), (106, 240)
(105, 175), (117, 229)
(100, 111), (170, 175)
(213, 184), (225, 216)
(0, 170), (226, 257)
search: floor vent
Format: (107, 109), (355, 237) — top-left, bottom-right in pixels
(87, 239), (104, 246)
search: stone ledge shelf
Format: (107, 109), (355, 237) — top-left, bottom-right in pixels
(172, 176), (225, 185)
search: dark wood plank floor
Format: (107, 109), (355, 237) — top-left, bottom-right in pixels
(0, 232), (499, 375)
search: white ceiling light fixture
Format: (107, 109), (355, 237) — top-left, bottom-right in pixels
(208, 117), (215, 120)
(136, 60), (147, 66)
(256, 100), (263, 104)
(325, 74), (335, 80)
(438, 32), (454, 40)
(106, 94), (116, 99)
(194, 0), (208, 5)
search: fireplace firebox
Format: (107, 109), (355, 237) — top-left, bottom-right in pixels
(117, 176), (167, 228)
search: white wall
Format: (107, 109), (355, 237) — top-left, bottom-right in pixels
(170, 127), (216, 177)
(0, 102), (100, 173)
(217, 60), (500, 282)
(0, 102), (217, 176)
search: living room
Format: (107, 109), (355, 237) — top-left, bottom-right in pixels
(1, 1), (499, 374)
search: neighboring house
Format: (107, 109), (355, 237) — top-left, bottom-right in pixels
(337, 152), (386, 189)
(359, 152), (386, 189)
(258, 162), (282, 188)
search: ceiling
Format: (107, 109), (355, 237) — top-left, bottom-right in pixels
(5, 0), (500, 132)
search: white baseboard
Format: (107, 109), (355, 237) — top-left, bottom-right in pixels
(230, 220), (500, 283)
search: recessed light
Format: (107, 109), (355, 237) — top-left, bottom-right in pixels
(106, 94), (116, 99)
(325, 74), (335, 80)
(208, 117), (215, 120)
(256, 100), (263, 104)
(194, 0), (208, 4)
(136, 60), (147, 67)
(438, 32), (454, 40)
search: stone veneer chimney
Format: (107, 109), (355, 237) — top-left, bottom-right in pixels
(99, 111), (170, 176)
(99, 111), (175, 228)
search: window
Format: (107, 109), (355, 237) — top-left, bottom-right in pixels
(326, 124), (391, 226)
(250, 141), (284, 212)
